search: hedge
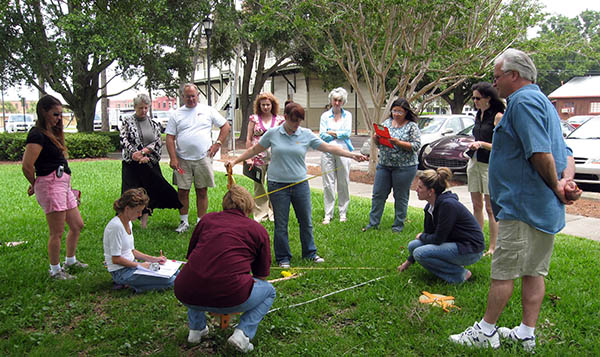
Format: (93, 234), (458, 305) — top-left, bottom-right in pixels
(0, 132), (113, 161)
(94, 131), (121, 151)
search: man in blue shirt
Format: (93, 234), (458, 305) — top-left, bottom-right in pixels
(449, 49), (580, 352)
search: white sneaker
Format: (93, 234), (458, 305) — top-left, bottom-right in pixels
(175, 221), (189, 233)
(498, 326), (536, 352)
(187, 326), (209, 344)
(340, 216), (347, 222)
(228, 328), (254, 353)
(322, 217), (331, 225)
(49, 268), (76, 280)
(449, 322), (500, 349)
(312, 255), (325, 264)
(63, 260), (89, 270)
(278, 261), (291, 269)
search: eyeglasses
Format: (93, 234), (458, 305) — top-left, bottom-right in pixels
(493, 70), (512, 83)
(391, 110), (406, 115)
(472, 96), (482, 101)
(52, 113), (62, 117)
(289, 118), (303, 123)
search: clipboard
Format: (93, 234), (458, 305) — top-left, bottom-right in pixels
(373, 123), (394, 148)
(243, 162), (263, 184)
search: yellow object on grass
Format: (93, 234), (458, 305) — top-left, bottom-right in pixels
(419, 291), (460, 312)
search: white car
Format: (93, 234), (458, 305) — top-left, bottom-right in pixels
(6, 114), (35, 133)
(566, 116), (600, 186)
(152, 111), (171, 132)
(418, 115), (475, 146)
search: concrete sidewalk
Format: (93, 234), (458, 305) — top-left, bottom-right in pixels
(211, 152), (600, 242)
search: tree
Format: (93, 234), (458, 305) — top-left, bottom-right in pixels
(0, 0), (166, 132)
(211, 0), (301, 141)
(522, 10), (600, 95)
(291, 0), (540, 173)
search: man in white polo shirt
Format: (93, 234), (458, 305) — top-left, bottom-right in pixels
(166, 83), (230, 233)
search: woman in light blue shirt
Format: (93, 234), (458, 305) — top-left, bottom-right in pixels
(227, 103), (367, 268)
(319, 88), (354, 225)
(363, 98), (421, 233)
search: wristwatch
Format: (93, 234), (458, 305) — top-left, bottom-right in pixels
(215, 140), (222, 145)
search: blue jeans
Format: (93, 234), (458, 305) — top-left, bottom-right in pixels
(407, 239), (483, 283)
(111, 267), (178, 293)
(368, 164), (417, 232)
(185, 279), (276, 339)
(268, 180), (317, 263)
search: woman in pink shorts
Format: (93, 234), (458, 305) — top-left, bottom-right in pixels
(22, 95), (86, 280)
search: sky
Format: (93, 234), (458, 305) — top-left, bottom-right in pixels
(3, 0), (600, 103)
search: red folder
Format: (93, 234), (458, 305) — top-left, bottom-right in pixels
(373, 123), (393, 148)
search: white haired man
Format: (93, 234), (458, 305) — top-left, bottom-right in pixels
(165, 84), (231, 233)
(449, 49), (581, 351)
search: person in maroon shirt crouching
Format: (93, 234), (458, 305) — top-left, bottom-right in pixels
(174, 185), (275, 353)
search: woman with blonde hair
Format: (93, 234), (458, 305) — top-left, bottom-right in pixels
(22, 95), (86, 280)
(397, 167), (484, 283)
(175, 185), (275, 352)
(245, 92), (285, 222)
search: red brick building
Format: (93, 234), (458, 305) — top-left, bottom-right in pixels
(548, 76), (600, 120)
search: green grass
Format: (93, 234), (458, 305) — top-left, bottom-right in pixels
(1, 160), (599, 355)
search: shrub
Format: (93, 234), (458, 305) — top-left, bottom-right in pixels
(0, 133), (27, 161)
(0, 132), (111, 161)
(65, 133), (111, 159)
(94, 131), (121, 151)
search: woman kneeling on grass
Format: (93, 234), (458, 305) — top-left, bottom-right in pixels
(103, 188), (176, 293)
(397, 167), (484, 283)
(174, 185), (274, 353)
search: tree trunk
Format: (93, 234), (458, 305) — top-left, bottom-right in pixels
(238, 43), (257, 142)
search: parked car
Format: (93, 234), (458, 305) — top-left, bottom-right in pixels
(6, 114), (35, 133)
(567, 115), (597, 128)
(93, 114), (102, 131)
(419, 125), (475, 172)
(152, 110), (171, 132)
(418, 114), (475, 146)
(565, 116), (600, 186)
(560, 120), (576, 138)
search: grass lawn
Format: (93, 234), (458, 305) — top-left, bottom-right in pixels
(1, 160), (599, 356)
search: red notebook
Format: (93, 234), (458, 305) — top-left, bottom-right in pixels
(373, 123), (393, 148)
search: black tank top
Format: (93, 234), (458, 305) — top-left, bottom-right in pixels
(471, 109), (498, 164)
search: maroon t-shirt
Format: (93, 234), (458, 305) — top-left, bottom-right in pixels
(174, 209), (271, 307)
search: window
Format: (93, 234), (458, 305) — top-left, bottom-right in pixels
(590, 102), (600, 113)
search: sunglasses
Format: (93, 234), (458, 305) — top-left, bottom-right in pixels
(52, 113), (62, 117)
(391, 110), (406, 115)
(472, 97), (483, 101)
(289, 118), (303, 123)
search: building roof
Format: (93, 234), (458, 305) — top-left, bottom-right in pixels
(548, 76), (600, 99)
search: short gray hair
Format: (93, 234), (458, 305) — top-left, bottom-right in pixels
(328, 87), (348, 105)
(495, 48), (537, 83)
(182, 83), (199, 94)
(133, 94), (151, 107)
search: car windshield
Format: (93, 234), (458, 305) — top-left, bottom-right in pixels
(155, 112), (169, 118)
(418, 117), (446, 134)
(567, 117), (600, 139)
(457, 124), (474, 135)
(9, 115), (33, 122)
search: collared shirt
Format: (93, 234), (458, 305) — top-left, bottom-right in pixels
(319, 108), (354, 151)
(377, 118), (421, 167)
(259, 125), (323, 183)
(489, 84), (571, 234)
(165, 104), (227, 160)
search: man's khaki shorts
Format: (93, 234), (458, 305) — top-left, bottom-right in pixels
(491, 220), (554, 280)
(173, 156), (215, 190)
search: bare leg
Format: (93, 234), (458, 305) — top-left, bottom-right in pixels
(178, 189), (190, 215)
(46, 211), (67, 265)
(470, 192), (485, 229)
(483, 278), (515, 324)
(484, 194), (498, 254)
(64, 207), (84, 258)
(196, 187), (208, 220)
(521, 276), (545, 327)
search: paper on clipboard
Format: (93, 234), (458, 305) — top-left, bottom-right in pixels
(134, 260), (183, 278)
(373, 123), (394, 148)
(243, 162), (263, 184)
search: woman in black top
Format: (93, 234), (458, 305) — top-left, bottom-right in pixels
(22, 95), (86, 280)
(467, 82), (504, 255)
(120, 94), (181, 228)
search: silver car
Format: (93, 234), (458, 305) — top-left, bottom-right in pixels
(566, 116), (600, 186)
(6, 114), (35, 133)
